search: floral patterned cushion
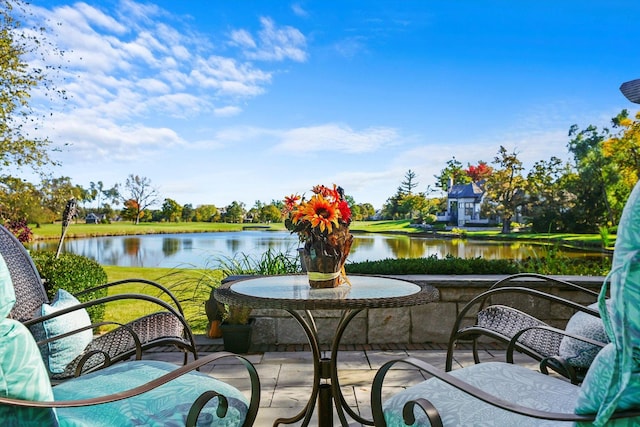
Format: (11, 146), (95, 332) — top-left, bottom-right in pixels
(558, 301), (610, 368)
(0, 319), (58, 426)
(29, 289), (93, 374)
(383, 362), (579, 427)
(575, 181), (640, 425)
(53, 360), (250, 426)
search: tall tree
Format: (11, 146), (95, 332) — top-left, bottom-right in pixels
(525, 156), (575, 232)
(482, 146), (526, 233)
(259, 204), (281, 222)
(224, 201), (245, 223)
(0, 175), (49, 223)
(465, 161), (493, 182)
(181, 203), (194, 222)
(194, 204), (219, 222)
(39, 176), (85, 221)
(160, 198), (182, 222)
(121, 174), (160, 224)
(567, 123), (618, 229)
(0, 0), (64, 174)
(399, 169), (419, 194)
(434, 157), (470, 191)
(604, 109), (640, 188)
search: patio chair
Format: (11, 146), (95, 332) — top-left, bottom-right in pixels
(0, 253), (261, 426)
(371, 180), (640, 426)
(0, 224), (198, 381)
(445, 273), (608, 384)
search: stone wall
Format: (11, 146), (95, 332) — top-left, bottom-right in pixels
(247, 274), (605, 346)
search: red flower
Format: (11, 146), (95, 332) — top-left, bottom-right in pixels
(338, 200), (351, 223)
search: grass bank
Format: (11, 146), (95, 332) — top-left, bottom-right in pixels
(31, 220), (611, 249)
(102, 266), (219, 335)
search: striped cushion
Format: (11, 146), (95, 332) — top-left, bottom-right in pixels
(0, 319), (58, 426)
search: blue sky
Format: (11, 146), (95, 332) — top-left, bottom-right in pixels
(25, 0), (640, 210)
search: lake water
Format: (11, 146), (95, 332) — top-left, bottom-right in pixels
(28, 230), (607, 269)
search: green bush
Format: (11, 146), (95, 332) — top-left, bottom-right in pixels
(31, 251), (108, 323)
(346, 255), (520, 275)
(346, 253), (611, 276)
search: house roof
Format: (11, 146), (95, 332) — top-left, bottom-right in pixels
(448, 182), (484, 201)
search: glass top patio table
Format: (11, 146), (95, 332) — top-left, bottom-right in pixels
(215, 274), (438, 311)
(216, 274), (438, 426)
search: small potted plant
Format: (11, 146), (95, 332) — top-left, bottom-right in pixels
(219, 303), (254, 353)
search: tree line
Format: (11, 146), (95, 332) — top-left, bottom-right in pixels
(1, 0), (638, 234)
(381, 110), (640, 234)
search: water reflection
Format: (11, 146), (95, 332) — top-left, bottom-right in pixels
(28, 230), (607, 269)
(162, 238), (180, 257)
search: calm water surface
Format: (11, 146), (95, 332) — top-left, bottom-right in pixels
(29, 230), (606, 269)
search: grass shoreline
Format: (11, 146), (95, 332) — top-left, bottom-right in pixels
(31, 220), (611, 254)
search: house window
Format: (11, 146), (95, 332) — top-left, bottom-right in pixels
(464, 203), (474, 217)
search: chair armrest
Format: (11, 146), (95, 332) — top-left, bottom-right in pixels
(507, 324), (607, 384)
(488, 273), (600, 297)
(372, 356), (640, 425)
(74, 278), (186, 316)
(24, 293), (188, 329)
(0, 352), (261, 426)
(445, 285), (600, 370)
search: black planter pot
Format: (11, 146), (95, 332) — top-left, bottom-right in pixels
(220, 318), (255, 353)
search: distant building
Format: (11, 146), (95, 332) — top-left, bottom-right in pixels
(436, 181), (489, 226)
(85, 213), (101, 224)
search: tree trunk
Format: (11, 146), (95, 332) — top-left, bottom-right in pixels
(501, 215), (512, 233)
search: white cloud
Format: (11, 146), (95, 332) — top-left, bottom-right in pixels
(232, 17), (308, 62)
(229, 29), (257, 49)
(214, 106), (243, 117)
(291, 3), (309, 18)
(48, 112), (185, 162)
(25, 1), (309, 170)
(274, 124), (401, 154)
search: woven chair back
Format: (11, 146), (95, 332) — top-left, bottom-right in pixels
(0, 226), (49, 322)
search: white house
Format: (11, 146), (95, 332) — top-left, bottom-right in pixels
(436, 181), (489, 226)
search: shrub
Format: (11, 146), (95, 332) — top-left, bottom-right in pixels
(346, 255), (520, 275)
(31, 251), (108, 323)
(345, 253), (611, 276)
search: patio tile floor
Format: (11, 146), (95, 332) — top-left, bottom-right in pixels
(144, 337), (543, 427)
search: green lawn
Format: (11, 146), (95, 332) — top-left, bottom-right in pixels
(102, 266), (222, 335)
(32, 222), (283, 239)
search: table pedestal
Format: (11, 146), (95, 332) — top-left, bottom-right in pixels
(274, 308), (373, 427)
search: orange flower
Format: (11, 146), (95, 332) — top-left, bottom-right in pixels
(284, 194), (301, 211)
(301, 194), (340, 233)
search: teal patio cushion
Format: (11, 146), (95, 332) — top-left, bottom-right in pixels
(0, 319), (58, 426)
(29, 289), (93, 374)
(575, 181), (640, 425)
(558, 301), (610, 369)
(382, 362), (579, 427)
(53, 360), (250, 426)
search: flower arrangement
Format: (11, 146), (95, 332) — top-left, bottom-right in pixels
(283, 184), (353, 288)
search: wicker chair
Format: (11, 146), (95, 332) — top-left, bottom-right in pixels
(0, 225), (198, 381)
(0, 256), (260, 426)
(371, 180), (640, 427)
(445, 273), (608, 384)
